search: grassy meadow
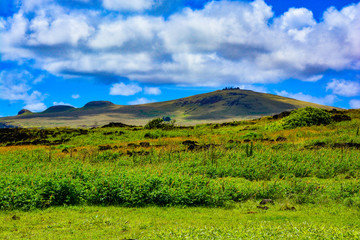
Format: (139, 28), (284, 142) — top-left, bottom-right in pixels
(1, 108), (360, 239)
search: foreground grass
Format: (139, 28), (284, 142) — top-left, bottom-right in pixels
(1, 203), (360, 239)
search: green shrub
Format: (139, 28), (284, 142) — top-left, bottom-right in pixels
(279, 107), (332, 129)
(144, 118), (176, 130)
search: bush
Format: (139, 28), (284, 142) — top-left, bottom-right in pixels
(144, 118), (175, 129)
(278, 107), (332, 129)
(144, 118), (165, 129)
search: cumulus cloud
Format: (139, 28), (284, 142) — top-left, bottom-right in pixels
(0, 70), (47, 111)
(276, 90), (337, 106)
(144, 87), (161, 95)
(24, 102), (47, 111)
(128, 97), (155, 105)
(28, 10), (94, 46)
(109, 82), (142, 96)
(102, 0), (154, 11)
(349, 99), (360, 109)
(1, 0), (360, 87)
(71, 94), (80, 99)
(326, 79), (360, 97)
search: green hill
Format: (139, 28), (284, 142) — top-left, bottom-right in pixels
(0, 89), (336, 128)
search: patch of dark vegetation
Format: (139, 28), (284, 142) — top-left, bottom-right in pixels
(98, 145), (112, 151)
(196, 95), (224, 105)
(0, 128), (88, 146)
(272, 111), (292, 120)
(259, 199), (274, 205)
(182, 140), (218, 151)
(127, 150), (150, 157)
(276, 136), (287, 142)
(182, 140), (198, 146)
(222, 87), (240, 90)
(332, 143), (360, 149)
(103, 131), (124, 136)
(140, 142), (150, 147)
(332, 114), (351, 122)
(305, 141), (360, 149)
(101, 122), (133, 128)
(305, 141), (327, 149)
(128, 143), (140, 148)
(0, 122), (17, 129)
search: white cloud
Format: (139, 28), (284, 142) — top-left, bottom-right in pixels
(53, 101), (73, 106)
(128, 97), (154, 105)
(0, 70), (47, 112)
(72, 94), (80, 99)
(109, 82), (142, 96)
(29, 12), (93, 46)
(144, 87), (161, 95)
(0, 18), (6, 30)
(276, 90), (337, 106)
(326, 79), (360, 97)
(1, 0), (360, 87)
(102, 0), (154, 11)
(349, 99), (360, 109)
(89, 16), (162, 49)
(24, 102), (47, 112)
(20, 0), (53, 12)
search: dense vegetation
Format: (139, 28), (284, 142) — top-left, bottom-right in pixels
(1, 107), (360, 238)
(0, 107), (359, 211)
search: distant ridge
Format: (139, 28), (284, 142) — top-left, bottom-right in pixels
(83, 101), (114, 108)
(18, 109), (32, 115)
(1, 89), (337, 128)
(43, 105), (75, 113)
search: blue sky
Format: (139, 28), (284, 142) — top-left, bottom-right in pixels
(1, 0), (360, 117)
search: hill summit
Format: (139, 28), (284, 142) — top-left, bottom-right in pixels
(1, 89), (335, 128)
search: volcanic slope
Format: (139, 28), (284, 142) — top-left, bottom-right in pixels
(1, 89), (335, 128)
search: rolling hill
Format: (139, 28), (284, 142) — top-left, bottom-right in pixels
(0, 89), (336, 128)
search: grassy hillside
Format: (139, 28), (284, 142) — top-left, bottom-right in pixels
(0, 89), (335, 128)
(0, 108), (359, 238)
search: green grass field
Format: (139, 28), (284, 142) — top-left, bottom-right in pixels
(1, 108), (360, 239)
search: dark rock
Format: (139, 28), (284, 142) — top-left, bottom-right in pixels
(12, 215), (20, 220)
(103, 132), (114, 135)
(140, 142), (150, 147)
(128, 143), (139, 148)
(98, 145), (112, 151)
(283, 206), (296, 211)
(182, 140), (199, 146)
(247, 211), (257, 214)
(276, 136), (287, 142)
(260, 199), (274, 205)
(332, 143), (360, 149)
